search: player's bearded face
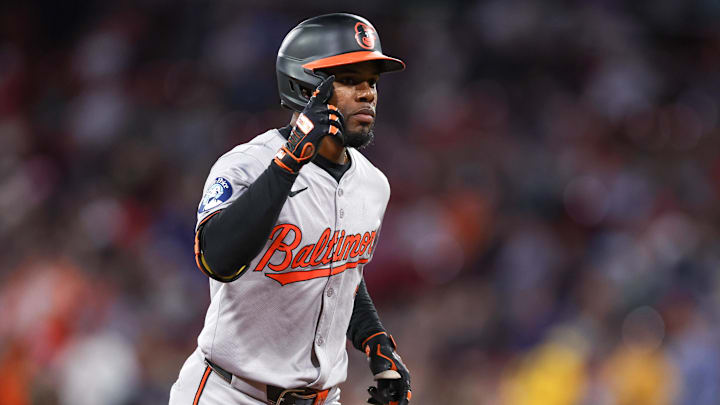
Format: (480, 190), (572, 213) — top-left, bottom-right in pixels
(323, 63), (380, 149)
(342, 115), (374, 149)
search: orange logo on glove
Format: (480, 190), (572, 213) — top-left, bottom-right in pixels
(296, 113), (315, 135)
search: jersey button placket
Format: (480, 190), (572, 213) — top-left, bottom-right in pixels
(336, 183), (345, 220)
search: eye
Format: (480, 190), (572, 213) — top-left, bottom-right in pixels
(337, 77), (357, 85)
(336, 76), (378, 87)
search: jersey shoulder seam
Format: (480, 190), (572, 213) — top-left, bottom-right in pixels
(349, 148), (390, 186)
(214, 145), (278, 171)
(223, 130), (284, 166)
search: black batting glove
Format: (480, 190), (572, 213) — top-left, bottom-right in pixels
(273, 75), (345, 174)
(363, 332), (412, 405)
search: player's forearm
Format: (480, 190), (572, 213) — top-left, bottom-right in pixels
(199, 162), (297, 280)
(347, 279), (387, 350)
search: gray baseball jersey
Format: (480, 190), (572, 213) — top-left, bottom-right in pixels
(194, 128), (390, 390)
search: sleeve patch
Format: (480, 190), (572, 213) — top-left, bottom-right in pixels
(198, 177), (233, 213)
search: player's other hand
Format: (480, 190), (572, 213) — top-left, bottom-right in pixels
(273, 75), (345, 174)
(364, 332), (411, 405)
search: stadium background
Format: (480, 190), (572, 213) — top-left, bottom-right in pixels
(1, 0), (719, 404)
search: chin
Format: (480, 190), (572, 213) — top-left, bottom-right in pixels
(344, 128), (374, 149)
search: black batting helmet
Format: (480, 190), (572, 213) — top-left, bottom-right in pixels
(276, 13), (405, 112)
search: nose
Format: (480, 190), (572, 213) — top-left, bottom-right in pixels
(355, 81), (375, 103)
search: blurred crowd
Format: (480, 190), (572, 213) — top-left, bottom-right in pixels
(1, 0), (719, 404)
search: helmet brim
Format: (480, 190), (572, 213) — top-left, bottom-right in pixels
(302, 51), (405, 73)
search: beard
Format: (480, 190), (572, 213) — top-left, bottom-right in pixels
(343, 125), (375, 149)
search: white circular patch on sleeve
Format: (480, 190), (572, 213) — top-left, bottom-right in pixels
(198, 177), (233, 213)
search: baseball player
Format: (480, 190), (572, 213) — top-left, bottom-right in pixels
(169, 13), (411, 405)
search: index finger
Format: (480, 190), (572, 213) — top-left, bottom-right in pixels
(310, 75), (335, 104)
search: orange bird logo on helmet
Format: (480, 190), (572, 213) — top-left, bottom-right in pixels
(354, 22), (376, 49)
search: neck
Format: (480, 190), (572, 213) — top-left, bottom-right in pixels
(290, 113), (347, 164)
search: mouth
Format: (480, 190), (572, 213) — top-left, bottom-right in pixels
(352, 107), (376, 125)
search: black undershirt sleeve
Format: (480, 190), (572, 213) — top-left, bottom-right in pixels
(199, 162), (297, 280)
(347, 279), (386, 350)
